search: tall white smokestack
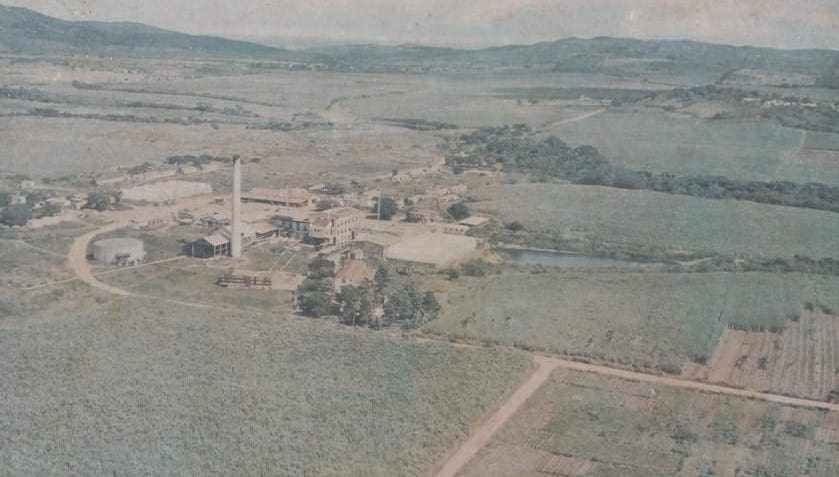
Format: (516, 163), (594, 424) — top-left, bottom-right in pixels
(231, 155), (242, 258)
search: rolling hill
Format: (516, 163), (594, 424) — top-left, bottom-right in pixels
(1, 4), (838, 82)
(0, 4), (313, 61)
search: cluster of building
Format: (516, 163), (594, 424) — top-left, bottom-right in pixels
(189, 182), (364, 258)
(277, 207), (361, 247)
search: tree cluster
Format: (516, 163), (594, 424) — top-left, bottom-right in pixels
(447, 202), (471, 220)
(372, 197), (399, 220)
(165, 154), (229, 169)
(447, 125), (839, 215)
(0, 204), (32, 227)
(295, 262), (442, 330)
(82, 192), (112, 212)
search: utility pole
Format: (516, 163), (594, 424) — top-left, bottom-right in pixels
(377, 188), (381, 221)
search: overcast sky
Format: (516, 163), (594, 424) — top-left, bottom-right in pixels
(7, 0), (839, 50)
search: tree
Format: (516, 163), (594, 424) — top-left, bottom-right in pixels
(373, 197), (399, 220)
(447, 202), (471, 220)
(504, 221), (524, 232)
(417, 291), (441, 326)
(25, 190), (45, 206)
(83, 192), (110, 211)
(0, 204), (32, 227)
(307, 258), (336, 279)
(32, 202), (60, 219)
(0, 191), (10, 207)
(336, 284), (374, 327)
(382, 284), (420, 327)
(298, 291), (332, 317)
(374, 266), (389, 289)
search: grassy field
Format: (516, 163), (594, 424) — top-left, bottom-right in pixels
(474, 183), (839, 259)
(99, 258), (295, 314)
(422, 269), (839, 372)
(0, 296), (533, 476)
(0, 223), (99, 317)
(459, 369), (839, 477)
(540, 110), (839, 186)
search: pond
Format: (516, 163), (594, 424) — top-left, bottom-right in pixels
(500, 248), (653, 269)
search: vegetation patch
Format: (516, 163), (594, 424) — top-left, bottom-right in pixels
(472, 183), (839, 260)
(446, 124), (839, 214)
(422, 269), (839, 371)
(0, 297), (533, 476)
(460, 370), (839, 477)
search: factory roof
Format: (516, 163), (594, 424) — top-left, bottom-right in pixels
(243, 187), (310, 204)
(202, 234), (228, 247)
(458, 216), (490, 227)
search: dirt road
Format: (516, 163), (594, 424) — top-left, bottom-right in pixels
(434, 355), (559, 477)
(433, 352), (839, 476)
(67, 219), (134, 297)
(550, 355), (839, 412)
(539, 107), (606, 131)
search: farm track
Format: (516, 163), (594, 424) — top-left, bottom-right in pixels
(434, 355), (560, 477)
(538, 107), (606, 131)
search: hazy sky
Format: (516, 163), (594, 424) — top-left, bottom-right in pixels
(7, 0), (839, 50)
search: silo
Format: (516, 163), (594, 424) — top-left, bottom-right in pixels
(93, 238), (145, 265)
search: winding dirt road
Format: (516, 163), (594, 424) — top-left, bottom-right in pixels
(67, 219), (134, 297)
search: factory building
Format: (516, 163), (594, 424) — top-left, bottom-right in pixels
(242, 187), (311, 207)
(190, 222), (278, 259)
(277, 207), (361, 247)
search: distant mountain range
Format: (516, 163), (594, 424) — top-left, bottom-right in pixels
(0, 5), (312, 61)
(2, 4), (838, 79)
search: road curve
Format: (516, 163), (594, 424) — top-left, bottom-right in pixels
(67, 220), (135, 297)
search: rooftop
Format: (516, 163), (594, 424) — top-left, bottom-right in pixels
(243, 187), (310, 204)
(458, 216), (490, 227)
(201, 234), (228, 247)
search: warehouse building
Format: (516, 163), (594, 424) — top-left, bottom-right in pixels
(242, 187), (311, 207)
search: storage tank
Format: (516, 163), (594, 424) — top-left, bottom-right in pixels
(93, 238), (145, 265)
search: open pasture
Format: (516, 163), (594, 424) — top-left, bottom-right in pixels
(540, 110), (839, 186)
(0, 114), (436, 180)
(422, 269), (839, 372)
(99, 257), (294, 314)
(459, 369), (839, 477)
(474, 183), (839, 259)
(0, 297), (533, 476)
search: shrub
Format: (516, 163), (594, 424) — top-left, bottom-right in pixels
(0, 204), (32, 226)
(82, 192), (111, 211)
(447, 202), (471, 220)
(462, 260), (492, 277)
(373, 197), (399, 220)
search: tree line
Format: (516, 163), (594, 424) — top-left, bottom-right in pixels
(446, 125), (839, 214)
